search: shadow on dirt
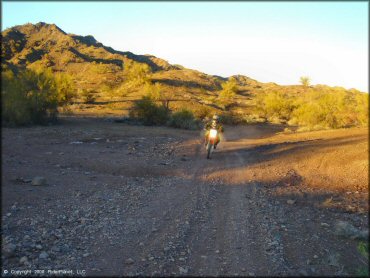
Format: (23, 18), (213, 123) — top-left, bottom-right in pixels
(200, 135), (366, 172)
(223, 124), (286, 141)
(263, 185), (368, 215)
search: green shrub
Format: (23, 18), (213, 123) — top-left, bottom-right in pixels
(129, 96), (169, 125)
(2, 68), (58, 126)
(123, 61), (151, 86)
(143, 82), (174, 109)
(258, 91), (295, 121)
(291, 90), (358, 129)
(168, 109), (198, 130)
(217, 77), (238, 109)
(354, 93), (369, 126)
(254, 87), (368, 129)
(300, 76), (311, 87)
(357, 241), (369, 276)
(54, 72), (76, 106)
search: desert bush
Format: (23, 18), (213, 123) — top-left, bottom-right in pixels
(100, 83), (118, 99)
(123, 61), (151, 86)
(254, 86), (368, 129)
(193, 105), (212, 120)
(41, 54), (54, 67)
(115, 83), (130, 97)
(218, 111), (244, 125)
(143, 82), (173, 109)
(173, 64), (185, 69)
(283, 127), (294, 133)
(354, 93), (369, 126)
(243, 114), (266, 124)
(217, 77), (238, 109)
(258, 91), (295, 121)
(143, 82), (162, 100)
(268, 116), (286, 124)
(118, 62), (152, 95)
(90, 62), (110, 74)
(2, 68), (58, 125)
(168, 109), (198, 130)
(292, 90), (355, 129)
(296, 125), (330, 132)
(300, 76), (311, 87)
(81, 89), (97, 104)
(129, 96), (169, 126)
(60, 52), (77, 66)
(54, 72), (76, 106)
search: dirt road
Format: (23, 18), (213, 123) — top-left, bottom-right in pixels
(2, 117), (368, 276)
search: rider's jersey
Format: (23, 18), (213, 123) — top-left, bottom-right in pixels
(204, 121), (224, 133)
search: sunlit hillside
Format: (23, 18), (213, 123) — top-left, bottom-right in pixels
(1, 22), (368, 128)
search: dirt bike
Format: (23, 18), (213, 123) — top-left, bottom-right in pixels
(206, 128), (218, 159)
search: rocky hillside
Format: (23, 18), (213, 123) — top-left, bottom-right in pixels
(1, 22), (266, 112)
(2, 22), (367, 125)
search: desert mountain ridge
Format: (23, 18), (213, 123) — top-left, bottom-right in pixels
(1, 22), (367, 122)
(2, 22), (366, 93)
(1, 22), (298, 91)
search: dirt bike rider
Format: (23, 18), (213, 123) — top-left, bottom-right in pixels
(204, 114), (224, 149)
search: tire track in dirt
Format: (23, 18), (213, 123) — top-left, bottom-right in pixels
(163, 140), (224, 275)
(87, 180), (199, 275)
(87, 140), (209, 276)
(140, 142), (207, 275)
(234, 150), (290, 275)
(177, 134), (280, 275)
(226, 150), (273, 275)
(155, 140), (218, 275)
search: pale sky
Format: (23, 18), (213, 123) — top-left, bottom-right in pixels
(2, 1), (369, 92)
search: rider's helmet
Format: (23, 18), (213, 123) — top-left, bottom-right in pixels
(211, 114), (219, 127)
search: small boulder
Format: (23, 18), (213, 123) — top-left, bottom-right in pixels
(3, 243), (16, 257)
(125, 258), (134, 265)
(69, 141), (83, 144)
(39, 251), (49, 259)
(31, 177), (47, 186)
(358, 230), (369, 240)
(19, 256), (28, 264)
(298, 269), (308, 276)
(327, 253), (340, 267)
(51, 246), (60, 252)
(334, 221), (368, 239)
(286, 199), (296, 205)
(179, 267), (188, 275)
